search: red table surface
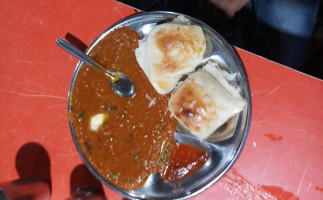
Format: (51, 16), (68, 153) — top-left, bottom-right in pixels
(1, 0), (322, 199)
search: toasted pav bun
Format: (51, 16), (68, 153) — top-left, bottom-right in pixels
(168, 62), (245, 139)
(135, 16), (206, 94)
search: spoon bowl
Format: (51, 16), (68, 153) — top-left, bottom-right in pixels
(56, 38), (135, 97)
(110, 72), (135, 97)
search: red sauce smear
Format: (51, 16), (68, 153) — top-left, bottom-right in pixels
(163, 143), (208, 181)
(264, 133), (283, 142)
(261, 185), (300, 200)
(219, 168), (299, 200)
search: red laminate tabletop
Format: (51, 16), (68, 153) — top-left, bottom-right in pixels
(1, 0), (322, 199)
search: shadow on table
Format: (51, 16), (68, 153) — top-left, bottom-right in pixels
(15, 142), (52, 192)
(70, 164), (106, 199)
(65, 33), (88, 53)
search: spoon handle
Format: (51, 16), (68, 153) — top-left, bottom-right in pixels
(56, 38), (115, 79)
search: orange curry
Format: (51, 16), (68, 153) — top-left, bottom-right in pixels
(70, 27), (208, 190)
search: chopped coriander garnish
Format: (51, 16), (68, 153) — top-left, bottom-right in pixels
(158, 140), (170, 165)
(108, 105), (116, 113)
(134, 151), (140, 160)
(156, 122), (163, 131)
(79, 111), (85, 121)
(128, 134), (134, 144)
(111, 173), (117, 179)
(158, 155), (167, 164)
(94, 54), (102, 60)
(85, 140), (92, 154)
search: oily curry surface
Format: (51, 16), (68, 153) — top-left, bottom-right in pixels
(70, 27), (208, 190)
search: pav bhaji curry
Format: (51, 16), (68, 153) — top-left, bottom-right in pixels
(69, 27), (208, 190)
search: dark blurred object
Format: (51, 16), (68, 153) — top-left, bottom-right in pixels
(1, 142), (53, 200)
(68, 164), (106, 200)
(114, 0), (258, 53)
(15, 143), (52, 192)
(246, 0), (320, 70)
(0, 177), (50, 200)
(65, 187), (105, 200)
(115, 0), (322, 79)
(302, 2), (323, 79)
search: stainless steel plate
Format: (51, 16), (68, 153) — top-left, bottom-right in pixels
(68, 11), (252, 200)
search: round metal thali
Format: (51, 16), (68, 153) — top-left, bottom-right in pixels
(68, 11), (252, 199)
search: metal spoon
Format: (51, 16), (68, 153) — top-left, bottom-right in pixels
(56, 38), (135, 97)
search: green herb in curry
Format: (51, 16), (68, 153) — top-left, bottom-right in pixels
(158, 140), (170, 165)
(156, 122), (164, 131)
(79, 111), (85, 121)
(108, 105), (117, 113)
(128, 134), (134, 144)
(94, 54), (102, 60)
(85, 140), (92, 154)
(134, 151), (140, 160)
(111, 173), (117, 179)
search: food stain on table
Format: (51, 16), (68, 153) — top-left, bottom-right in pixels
(315, 186), (323, 192)
(218, 168), (299, 200)
(261, 185), (300, 200)
(264, 133), (283, 142)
